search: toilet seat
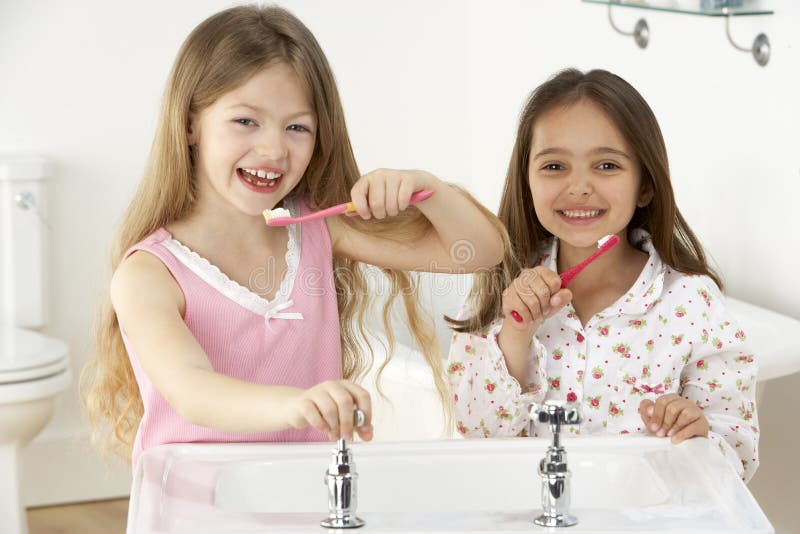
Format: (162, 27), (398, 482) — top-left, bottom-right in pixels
(0, 326), (70, 385)
(0, 356), (70, 384)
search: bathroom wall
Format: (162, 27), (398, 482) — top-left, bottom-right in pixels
(1, 0), (797, 530)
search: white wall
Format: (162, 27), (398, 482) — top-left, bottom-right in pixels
(1, 0), (798, 530)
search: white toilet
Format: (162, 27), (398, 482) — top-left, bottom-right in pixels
(0, 154), (72, 534)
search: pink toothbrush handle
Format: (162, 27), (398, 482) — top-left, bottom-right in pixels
(510, 235), (619, 322)
(310, 203), (351, 219)
(409, 188), (435, 204)
(266, 188), (435, 226)
(559, 236), (620, 288)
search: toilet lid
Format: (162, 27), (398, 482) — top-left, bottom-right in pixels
(0, 326), (69, 382)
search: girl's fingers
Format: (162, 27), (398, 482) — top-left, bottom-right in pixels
(355, 424), (374, 441)
(515, 270), (535, 295)
(549, 288), (572, 312)
(397, 178), (414, 212)
(385, 176), (401, 217)
(523, 271), (552, 316)
(305, 381), (374, 442)
(537, 267), (564, 293)
(671, 418), (709, 444)
(666, 406), (700, 437)
(520, 267), (564, 319)
(513, 274), (543, 318)
(648, 393), (680, 433)
(504, 267), (568, 329)
(315, 393), (341, 440)
(339, 381), (374, 442)
(350, 180), (371, 219)
(300, 398), (329, 433)
(503, 302), (532, 329)
(330, 388), (355, 441)
(534, 267), (564, 301)
(659, 397), (686, 436)
(642, 395), (706, 443)
(501, 287), (525, 324)
(339, 381), (373, 428)
(507, 283), (539, 326)
(368, 175), (386, 219)
(638, 398), (655, 427)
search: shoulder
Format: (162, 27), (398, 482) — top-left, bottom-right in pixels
(111, 250), (185, 318)
(660, 269), (731, 323)
(661, 269), (722, 301)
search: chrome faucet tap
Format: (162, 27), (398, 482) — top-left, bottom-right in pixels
(529, 401), (582, 527)
(320, 408), (366, 529)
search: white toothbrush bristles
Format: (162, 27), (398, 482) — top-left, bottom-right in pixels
(597, 234), (614, 248)
(263, 207), (291, 221)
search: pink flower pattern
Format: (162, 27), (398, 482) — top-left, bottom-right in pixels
(447, 233), (759, 483)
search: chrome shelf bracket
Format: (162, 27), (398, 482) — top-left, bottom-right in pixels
(607, 4), (649, 49)
(723, 8), (770, 66)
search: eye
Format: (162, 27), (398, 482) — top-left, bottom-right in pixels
(287, 124), (311, 133)
(541, 163), (565, 171)
(598, 162), (620, 171)
(234, 118), (257, 127)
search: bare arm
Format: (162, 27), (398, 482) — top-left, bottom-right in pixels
(111, 251), (372, 440)
(328, 170), (504, 272)
(498, 267), (572, 385)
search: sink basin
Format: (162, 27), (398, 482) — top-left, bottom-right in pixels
(725, 297), (800, 381)
(127, 436), (772, 533)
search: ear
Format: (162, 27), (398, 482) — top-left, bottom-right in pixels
(637, 180), (654, 208)
(187, 113), (198, 146)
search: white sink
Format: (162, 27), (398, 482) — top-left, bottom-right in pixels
(725, 297), (800, 382)
(127, 436), (772, 533)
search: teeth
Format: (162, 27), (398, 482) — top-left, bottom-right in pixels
(562, 209), (601, 218)
(242, 168), (282, 178)
(240, 168), (282, 187)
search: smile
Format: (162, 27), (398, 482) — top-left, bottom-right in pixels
(558, 209), (605, 219)
(238, 168), (282, 187)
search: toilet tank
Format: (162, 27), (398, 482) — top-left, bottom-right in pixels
(0, 154), (49, 328)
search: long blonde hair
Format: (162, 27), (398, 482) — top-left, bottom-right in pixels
(82, 5), (468, 460)
(450, 68), (720, 333)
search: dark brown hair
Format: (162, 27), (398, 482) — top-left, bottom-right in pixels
(450, 68), (720, 333)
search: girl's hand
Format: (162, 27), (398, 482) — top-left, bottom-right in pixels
(638, 394), (709, 444)
(501, 266), (572, 337)
(349, 169), (438, 220)
(288, 380), (373, 441)
(497, 267), (571, 387)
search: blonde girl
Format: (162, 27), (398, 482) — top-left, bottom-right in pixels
(82, 5), (504, 467)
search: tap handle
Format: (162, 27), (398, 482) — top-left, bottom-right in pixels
(354, 407), (366, 428)
(529, 401), (582, 438)
(322, 406), (367, 529)
(335, 408), (367, 455)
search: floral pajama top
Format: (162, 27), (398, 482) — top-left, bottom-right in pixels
(447, 231), (759, 482)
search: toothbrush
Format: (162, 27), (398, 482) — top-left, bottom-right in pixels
(263, 189), (435, 227)
(509, 234), (620, 323)
(558, 234), (620, 289)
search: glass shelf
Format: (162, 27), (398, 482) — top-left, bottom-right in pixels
(582, 1), (773, 17)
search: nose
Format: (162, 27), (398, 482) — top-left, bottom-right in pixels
(254, 127), (288, 161)
(567, 172), (592, 198)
